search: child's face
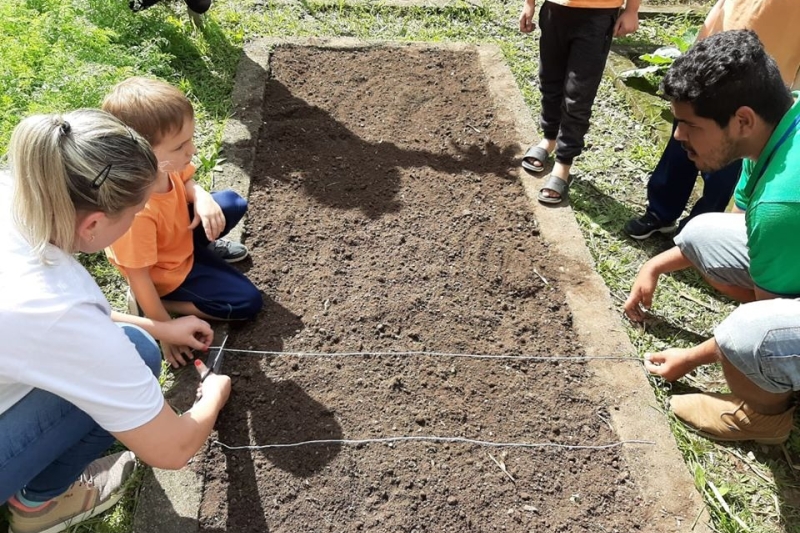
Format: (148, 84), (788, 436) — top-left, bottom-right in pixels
(153, 115), (197, 174)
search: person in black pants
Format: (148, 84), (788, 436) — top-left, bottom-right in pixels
(130, 0), (211, 17)
(519, 0), (640, 205)
(623, 122), (741, 239)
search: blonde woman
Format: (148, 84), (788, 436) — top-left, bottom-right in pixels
(0, 109), (231, 533)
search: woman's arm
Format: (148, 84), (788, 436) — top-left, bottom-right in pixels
(112, 360), (230, 469)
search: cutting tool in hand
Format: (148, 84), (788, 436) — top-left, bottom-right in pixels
(201, 334), (228, 382)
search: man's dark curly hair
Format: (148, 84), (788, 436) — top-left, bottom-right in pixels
(661, 29), (792, 128)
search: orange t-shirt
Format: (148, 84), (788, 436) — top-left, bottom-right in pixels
(699, 0), (800, 88)
(545, 0), (624, 8)
(106, 165), (196, 296)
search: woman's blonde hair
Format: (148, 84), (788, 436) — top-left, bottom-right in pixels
(8, 108), (158, 256)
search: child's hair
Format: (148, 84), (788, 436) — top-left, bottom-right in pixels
(8, 108), (158, 257)
(101, 76), (194, 147)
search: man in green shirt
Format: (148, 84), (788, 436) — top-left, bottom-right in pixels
(623, 29), (800, 444)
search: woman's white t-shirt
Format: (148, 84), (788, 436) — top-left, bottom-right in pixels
(0, 176), (164, 432)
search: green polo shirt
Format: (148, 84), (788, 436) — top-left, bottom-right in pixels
(733, 93), (800, 295)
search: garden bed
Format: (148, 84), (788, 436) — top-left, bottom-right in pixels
(196, 44), (647, 532)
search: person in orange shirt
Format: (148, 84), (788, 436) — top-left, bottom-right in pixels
(519, 0), (640, 204)
(103, 77), (262, 368)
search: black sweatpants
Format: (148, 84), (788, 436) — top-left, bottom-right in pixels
(538, 1), (618, 165)
(130, 0), (211, 14)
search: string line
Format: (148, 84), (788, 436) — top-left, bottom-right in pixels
(210, 347), (648, 452)
(214, 436), (654, 451)
(221, 347), (641, 362)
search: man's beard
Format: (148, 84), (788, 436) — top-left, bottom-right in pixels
(684, 137), (739, 173)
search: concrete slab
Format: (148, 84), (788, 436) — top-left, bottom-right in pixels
(132, 331), (229, 533)
(135, 37), (711, 532)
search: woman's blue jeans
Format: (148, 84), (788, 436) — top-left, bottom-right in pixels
(0, 324), (161, 503)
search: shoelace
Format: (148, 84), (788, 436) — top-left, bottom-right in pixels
(720, 401), (748, 431)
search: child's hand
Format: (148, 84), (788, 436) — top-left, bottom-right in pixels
(158, 316), (213, 351)
(189, 190), (226, 242)
(519, 0), (536, 33)
(613, 9), (639, 37)
(161, 341), (196, 368)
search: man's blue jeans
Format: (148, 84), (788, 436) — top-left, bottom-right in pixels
(647, 121), (741, 227)
(0, 324), (161, 503)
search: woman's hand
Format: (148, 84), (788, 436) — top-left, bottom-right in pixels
(194, 359), (232, 406)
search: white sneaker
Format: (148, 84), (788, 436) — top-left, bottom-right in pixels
(126, 288), (142, 317)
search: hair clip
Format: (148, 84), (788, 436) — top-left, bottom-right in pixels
(125, 126), (138, 145)
(59, 121), (72, 136)
(91, 164), (112, 189)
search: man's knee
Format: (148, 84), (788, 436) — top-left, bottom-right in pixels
(716, 300), (800, 393)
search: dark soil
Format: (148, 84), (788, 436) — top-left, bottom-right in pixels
(198, 46), (644, 532)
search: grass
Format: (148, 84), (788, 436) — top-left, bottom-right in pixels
(2, 0), (799, 532)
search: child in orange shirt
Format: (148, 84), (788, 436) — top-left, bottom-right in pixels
(519, 0), (640, 204)
(103, 77), (262, 367)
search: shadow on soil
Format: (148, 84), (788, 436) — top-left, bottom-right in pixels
(203, 295), (344, 532)
(228, 73), (519, 219)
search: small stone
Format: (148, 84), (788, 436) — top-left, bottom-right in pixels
(447, 496), (458, 505)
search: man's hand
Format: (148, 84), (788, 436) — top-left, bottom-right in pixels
(519, 0), (536, 33)
(624, 264), (659, 321)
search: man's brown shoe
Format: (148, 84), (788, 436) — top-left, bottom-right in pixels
(669, 393), (795, 445)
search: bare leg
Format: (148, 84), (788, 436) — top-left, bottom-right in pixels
(720, 357), (793, 414)
(703, 278), (756, 303)
(536, 138), (556, 154)
(539, 161), (573, 201)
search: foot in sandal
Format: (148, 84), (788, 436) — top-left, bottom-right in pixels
(521, 139), (556, 174)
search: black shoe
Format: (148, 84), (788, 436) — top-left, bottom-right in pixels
(208, 239), (249, 263)
(624, 211), (677, 240)
(129, 0), (163, 12)
(186, 0), (211, 14)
